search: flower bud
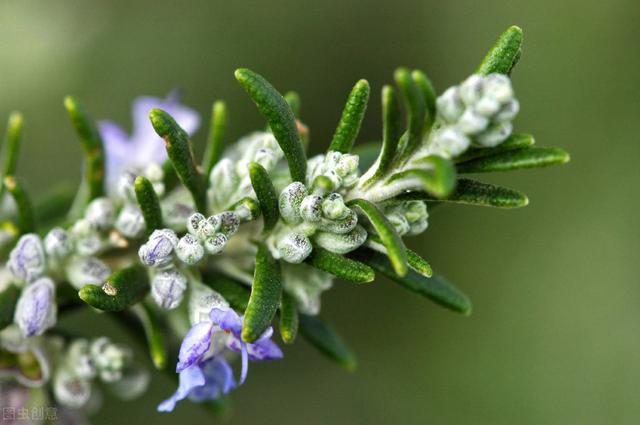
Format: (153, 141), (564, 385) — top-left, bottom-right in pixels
(483, 73), (513, 103)
(318, 209), (358, 234)
(91, 337), (132, 383)
(14, 277), (57, 337)
(254, 147), (278, 171)
(436, 87), (464, 123)
(429, 127), (470, 159)
(176, 234), (204, 265)
(279, 182), (308, 224)
(68, 339), (97, 379)
(494, 99), (520, 122)
(66, 257), (111, 290)
(188, 282), (229, 325)
(85, 198), (116, 231)
(458, 109), (489, 135)
(300, 195), (323, 222)
(75, 234), (105, 257)
(387, 214), (410, 236)
(151, 268), (188, 310)
(475, 96), (501, 116)
(408, 217), (428, 235)
(459, 74), (484, 106)
(321, 193), (350, 220)
(115, 205), (145, 238)
(138, 229), (178, 267)
(234, 197), (260, 221)
(218, 211), (240, 236)
(186, 212), (206, 236)
(476, 121), (513, 147)
(53, 367), (92, 409)
(43, 227), (72, 262)
(335, 154), (359, 184)
(204, 233), (228, 255)
(313, 224), (367, 254)
(144, 163), (164, 182)
(116, 170), (138, 202)
(209, 158), (238, 208)
(8, 234), (46, 282)
(277, 233), (313, 263)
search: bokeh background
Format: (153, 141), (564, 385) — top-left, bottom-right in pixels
(1, 0), (638, 424)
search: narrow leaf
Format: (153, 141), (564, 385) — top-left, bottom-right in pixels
(477, 25), (524, 75)
(284, 91), (301, 118)
(248, 162), (279, 232)
(306, 246), (375, 283)
(0, 112), (23, 198)
(396, 178), (529, 209)
(64, 96), (105, 203)
(455, 133), (535, 163)
(355, 249), (472, 314)
(348, 198), (407, 276)
(411, 70), (436, 125)
(394, 68), (426, 159)
(203, 276), (250, 312)
(457, 147), (570, 173)
(132, 301), (167, 370)
(299, 314), (356, 371)
(3, 176), (35, 234)
(235, 68), (307, 183)
(134, 176), (163, 235)
(78, 264), (149, 312)
(242, 243), (282, 342)
(365, 234), (432, 278)
(328, 79), (370, 153)
(149, 109), (207, 212)
(202, 100), (227, 178)
(0, 283), (20, 331)
(279, 292), (299, 344)
(387, 155), (456, 198)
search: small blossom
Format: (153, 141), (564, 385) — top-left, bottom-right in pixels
(99, 92), (200, 190)
(14, 277), (57, 337)
(8, 234), (46, 283)
(138, 229), (178, 267)
(151, 268), (188, 310)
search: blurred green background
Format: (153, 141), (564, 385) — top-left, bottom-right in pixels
(1, 0), (638, 424)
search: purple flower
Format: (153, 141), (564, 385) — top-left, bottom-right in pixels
(99, 91), (200, 189)
(177, 308), (282, 384)
(157, 357), (235, 412)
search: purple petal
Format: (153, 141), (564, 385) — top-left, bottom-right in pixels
(188, 357), (236, 402)
(209, 308), (242, 335)
(157, 365), (205, 412)
(246, 338), (283, 361)
(239, 342), (248, 385)
(98, 121), (131, 188)
(14, 277), (56, 337)
(176, 322), (214, 372)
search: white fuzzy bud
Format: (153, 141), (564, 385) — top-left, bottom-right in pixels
(66, 257), (111, 290)
(138, 229), (178, 267)
(387, 214), (410, 236)
(475, 96), (501, 116)
(186, 212), (206, 236)
(300, 195), (323, 222)
(313, 225), (367, 254)
(254, 147), (278, 171)
(176, 234), (204, 265)
(196, 215), (221, 241)
(53, 367), (92, 409)
(43, 227), (72, 262)
(436, 87), (464, 123)
(279, 182), (308, 224)
(494, 99), (520, 121)
(429, 127), (470, 159)
(483, 73), (513, 103)
(67, 339), (97, 379)
(321, 193), (350, 220)
(116, 170), (137, 202)
(90, 337), (132, 382)
(459, 75), (484, 106)
(151, 268), (188, 310)
(14, 277), (56, 337)
(458, 109), (489, 135)
(318, 209), (358, 234)
(209, 159), (238, 208)
(188, 282), (229, 326)
(8, 234), (46, 283)
(115, 205), (145, 239)
(277, 233), (313, 263)
(85, 198), (116, 231)
(218, 211), (240, 236)
(204, 233), (228, 255)
(476, 121), (513, 147)
(144, 163), (164, 182)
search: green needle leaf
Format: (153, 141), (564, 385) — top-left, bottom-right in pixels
(132, 301), (167, 370)
(411, 70), (436, 126)
(202, 100), (227, 178)
(78, 265), (149, 312)
(477, 25), (524, 75)
(306, 246), (375, 283)
(455, 133), (535, 163)
(394, 68), (426, 159)
(149, 109), (207, 213)
(134, 176), (163, 236)
(242, 243), (283, 343)
(0, 112), (23, 198)
(284, 91), (301, 118)
(279, 292), (299, 344)
(457, 147), (570, 173)
(248, 162), (279, 232)
(355, 249), (472, 315)
(4, 176), (35, 234)
(388, 155), (456, 198)
(328, 79), (370, 153)
(235, 68), (307, 183)
(203, 276), (250, 312)
(366, 234), (432, 278)
(348, 198), (407, 276)
(397, 178), (529, 208)
(0, 283), (20, 331)
(64, 96), (105, 216)
(299, 314), (356, 371)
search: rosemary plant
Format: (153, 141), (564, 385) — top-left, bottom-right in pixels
(0, 26), (569, 420)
